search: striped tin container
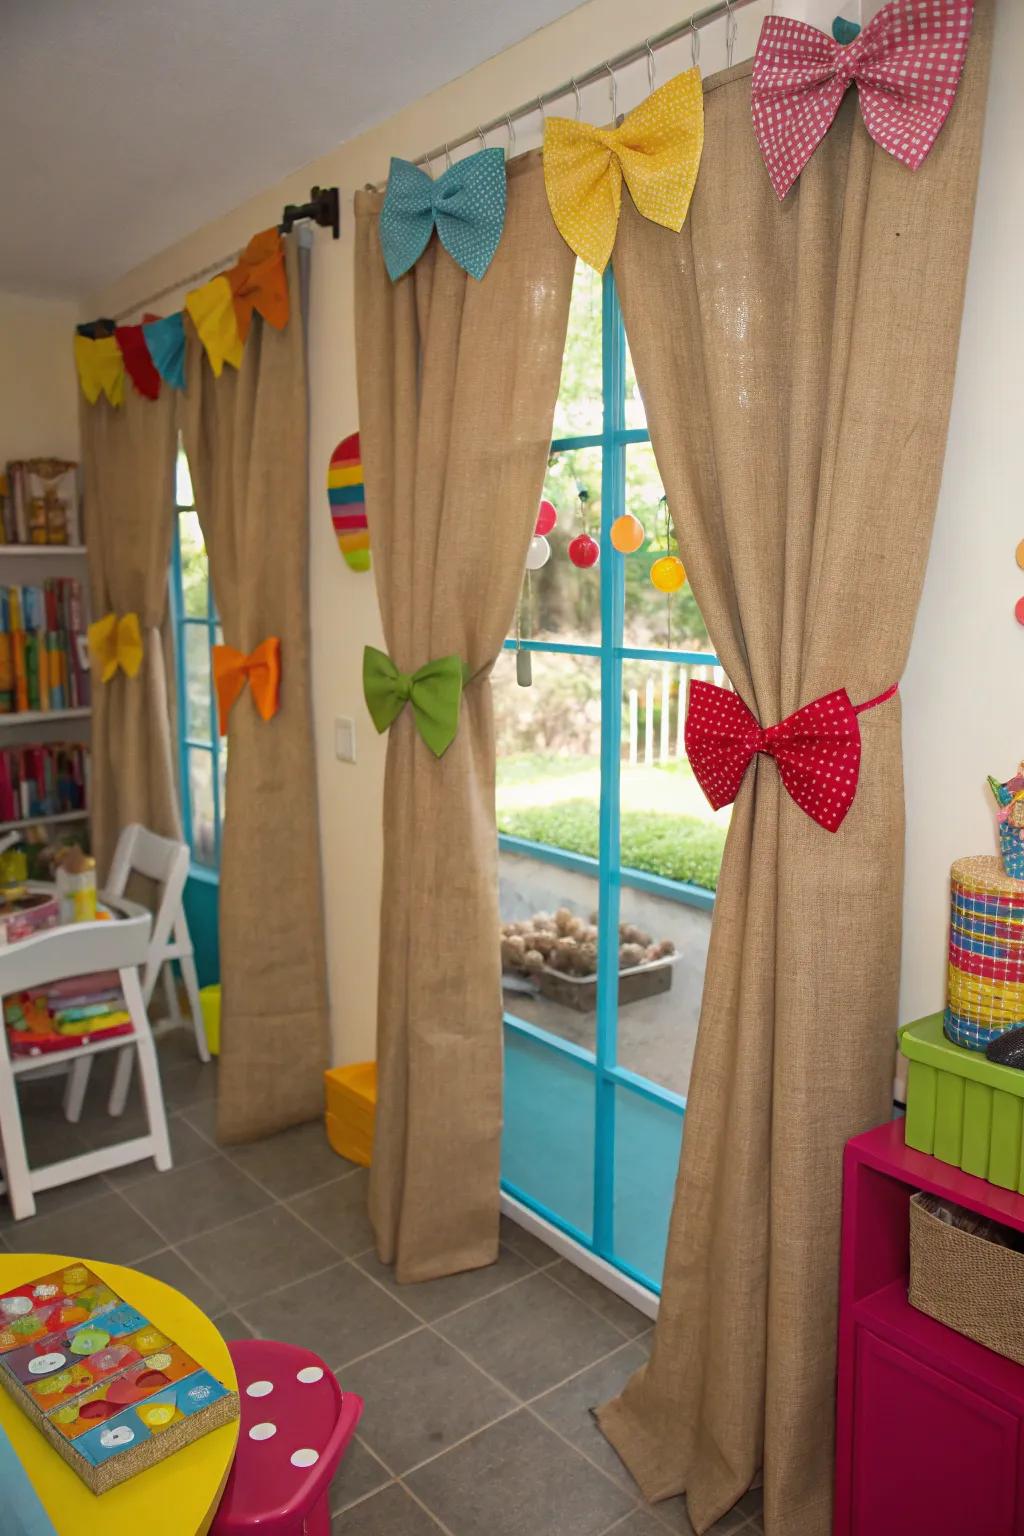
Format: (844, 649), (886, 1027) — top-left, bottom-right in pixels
(944, 855), (1024, 1052)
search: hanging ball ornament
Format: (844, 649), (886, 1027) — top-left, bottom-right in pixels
(568, 533), (600, 569)
(535, 500), (558, 537)
(525, 534), (551, 571)
(650, 555), (686, 593)
(610, 513), (644, 554)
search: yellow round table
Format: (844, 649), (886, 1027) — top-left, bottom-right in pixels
(0, 1253), (238, 1536)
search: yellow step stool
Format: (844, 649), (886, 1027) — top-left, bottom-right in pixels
(324, 1061), (376, 1167)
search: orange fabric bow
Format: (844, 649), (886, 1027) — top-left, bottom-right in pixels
(227, 229), (289, 342)
(212, 637), (281, 734)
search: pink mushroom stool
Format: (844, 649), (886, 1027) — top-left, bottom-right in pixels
(211, 1338), (364, 1536)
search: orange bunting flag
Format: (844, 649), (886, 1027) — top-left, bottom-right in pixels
(212, 637), (281, 734)
(228, 228), (289, 342)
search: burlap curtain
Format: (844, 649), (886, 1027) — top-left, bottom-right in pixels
(81, 389), (181, 877)
(179, 237), (329, 1143)
(598, 14), (992, 1535)
(354, 152), (574, 1282)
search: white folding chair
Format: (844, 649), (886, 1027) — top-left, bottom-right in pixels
(0, 891), (172, 1219)
(63, 824), (210, 1122)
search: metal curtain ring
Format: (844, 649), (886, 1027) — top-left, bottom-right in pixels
(505, 113), (517, 158)
(690, 21), (701, 67)
(476, 126), (487, 149)
(645, 40), (656, 92)
(443, 141), (452, 169)
(570, 76), (582, 118)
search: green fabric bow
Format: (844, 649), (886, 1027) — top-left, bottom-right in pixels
(363, 645), (468, 758)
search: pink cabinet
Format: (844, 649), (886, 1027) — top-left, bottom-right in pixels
(836, 1121), (1024, 1536)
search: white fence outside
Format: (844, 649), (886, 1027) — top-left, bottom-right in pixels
(627, 663), (728, 767)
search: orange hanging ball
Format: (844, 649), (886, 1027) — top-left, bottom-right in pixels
(651, 555), (686, 593)
(610, 514), (644, 554)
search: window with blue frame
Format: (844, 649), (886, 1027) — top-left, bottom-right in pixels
(496, 262), (728, 1293)
(171, 445), (225, 870)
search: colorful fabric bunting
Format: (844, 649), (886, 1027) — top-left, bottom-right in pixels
(228, 228), (289, 341)
(185, 275), (244, 377)
(115, 321), (161, 400)
(73, 335), (125, 408)
(379, 148), (507, 282)
(142, 312), (187, 392)
(751, 0), (975, 200)
(543, 68), (704, 274)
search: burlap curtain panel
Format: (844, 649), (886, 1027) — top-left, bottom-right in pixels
(81, 389), (181, 877)
(598, 12), (992, 1536)
(180, 237), (329, 1144)
(354, 153), (574, 1283)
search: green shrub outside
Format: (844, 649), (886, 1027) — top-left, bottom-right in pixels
(497, 798), (726, 892)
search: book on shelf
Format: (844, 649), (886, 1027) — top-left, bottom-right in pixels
(0, 578), (90, 714)
(1, 459), (81, 546)
(0, 742), (88, 823)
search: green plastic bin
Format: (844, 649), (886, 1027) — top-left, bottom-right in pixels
(900, 1013), (1024, 1192)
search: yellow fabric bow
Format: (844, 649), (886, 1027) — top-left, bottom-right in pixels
(87, 612), (143, 682)
(212, 637), (281, 734)
(185, 275), (244, 377)
(543, 67), (704, 274)
(73, 335), (125, 407)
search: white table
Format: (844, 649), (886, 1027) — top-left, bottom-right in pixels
(0, 886), (172, 1219)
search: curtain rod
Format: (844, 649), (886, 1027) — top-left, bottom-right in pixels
(111, 192), (334, 323)
(412, 0), (761, 168)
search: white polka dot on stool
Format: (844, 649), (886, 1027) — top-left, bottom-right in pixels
(246, 1380), (274, 1398)
(296, 1366), (324, 1384)
(249, 1422), (276, 1441)
(291, 1448), (319, 1467)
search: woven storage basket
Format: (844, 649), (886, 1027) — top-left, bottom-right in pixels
(908, 1193), (1024, 1366)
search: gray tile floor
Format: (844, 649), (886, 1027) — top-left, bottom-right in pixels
(1, 1026), (763, 1536)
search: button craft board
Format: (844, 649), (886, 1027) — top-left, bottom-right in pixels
(0, 1262), (238, 1496)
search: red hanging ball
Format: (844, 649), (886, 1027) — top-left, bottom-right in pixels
(568, 533), (600, 569)
(535, 499), (557, 537)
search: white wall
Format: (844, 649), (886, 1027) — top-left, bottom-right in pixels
(83, 0), (1017, 1064)
(900, 0), (1024, 1025)
(0, 292), (80, 466)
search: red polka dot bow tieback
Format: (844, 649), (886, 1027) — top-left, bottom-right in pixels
(684, 680), (898, 833)
(751, 0), (975, 201)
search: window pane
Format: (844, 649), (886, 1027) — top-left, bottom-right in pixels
(552, 261), (603, 440)
(612, 1084), (683, 1285)
(178, 510), (209, 619)
(518, 447), (602, 647)
(496, 649), (603, 1054)
(188, 748), (216, 867)
(176, 446), (195, 509)
(184, 623), (211, 740)
(624, 332), (647, 431)
(621, 441), (712, 653)
(616, 659), (728, 1095)
(503, 1028), (594, 1241)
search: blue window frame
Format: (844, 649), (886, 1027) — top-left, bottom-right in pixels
(498, 267), (723, 1293)
(170, 446), (225, 871)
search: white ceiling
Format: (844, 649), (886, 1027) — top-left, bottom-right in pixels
(0, 0), (587, 300)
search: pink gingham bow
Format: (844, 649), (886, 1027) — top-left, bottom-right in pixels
(751, 0), (975, 200)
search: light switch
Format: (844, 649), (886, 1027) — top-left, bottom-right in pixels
(335, 717), (356, 763)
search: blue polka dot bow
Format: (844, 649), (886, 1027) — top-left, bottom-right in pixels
(379, 148), (507, 282)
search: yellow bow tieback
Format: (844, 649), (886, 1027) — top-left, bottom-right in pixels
(87, 612), (143, 682)
(543, 67), (704, 274)
(212, 637), (281, 734)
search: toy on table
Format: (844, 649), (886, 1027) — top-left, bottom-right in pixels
(54, 845), (97, 924)
(943, 770), (1024, 1053)
(0, 1261), (237, 1495)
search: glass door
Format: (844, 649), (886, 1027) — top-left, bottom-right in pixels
(496, 263), (729, 1291)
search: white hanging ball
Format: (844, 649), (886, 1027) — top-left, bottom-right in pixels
(525, 535), (551, 571)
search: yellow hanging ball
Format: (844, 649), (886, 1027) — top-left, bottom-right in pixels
(610, 513), (644, 554)
(650, 555), (686, 593)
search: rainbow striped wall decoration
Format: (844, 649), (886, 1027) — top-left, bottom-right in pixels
(327, 432), (370, 572)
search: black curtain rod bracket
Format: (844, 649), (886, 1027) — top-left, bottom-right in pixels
(279, 186), (340, 239)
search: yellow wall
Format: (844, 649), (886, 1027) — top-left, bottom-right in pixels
(0, 292), (80, 466)
(83, 0), (1022, 1065)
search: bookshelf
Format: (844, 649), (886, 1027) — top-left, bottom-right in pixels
(1, 708), (90, 725)
(0, 546), (86, 558)
(0, 810), (88, 834)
